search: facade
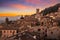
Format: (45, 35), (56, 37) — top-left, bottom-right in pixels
(47, 27), (60, 39)
(0, 26), (17, 38)
(0, 30), (17, 37)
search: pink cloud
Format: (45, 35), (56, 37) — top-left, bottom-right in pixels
(9, 0), (59, 10)
(10, 4), (35, 9)
(26, 0), (41, 5)
(25, 0), (58, 5)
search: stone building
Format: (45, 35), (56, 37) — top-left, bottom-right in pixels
(0, 27), (17, 38)
(47, 27), (60, 39)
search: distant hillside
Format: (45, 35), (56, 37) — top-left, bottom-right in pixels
(40, 3), (60, 16)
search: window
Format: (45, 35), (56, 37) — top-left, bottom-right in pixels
(10, 30), (12, 33)
(41, 22), (43, 26)
(0, 31), (2, 37)
(51, 31), (53, 34)
(4, 30), (5, 33)
(38, 29), (41, 31)
(36, 22), (40, 26)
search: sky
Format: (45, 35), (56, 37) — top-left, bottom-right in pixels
(0, 0), (60, 16)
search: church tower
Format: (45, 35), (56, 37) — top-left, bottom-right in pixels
(36, 9), (39, 14)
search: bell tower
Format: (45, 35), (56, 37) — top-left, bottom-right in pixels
(36, 8), (39, 14)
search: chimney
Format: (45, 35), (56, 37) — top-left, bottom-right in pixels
(36, 8), (39, 14)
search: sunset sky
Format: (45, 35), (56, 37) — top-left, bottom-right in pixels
(0, 0), (60, 16)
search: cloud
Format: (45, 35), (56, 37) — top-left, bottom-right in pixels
(0, 0), (59, 7)
(25, 0), (59, 6)
(25, 0), (41, 5)
(0, 0), (59, 10)
(10, 4), (35, 9)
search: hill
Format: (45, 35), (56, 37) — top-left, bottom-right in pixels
(40, 3), (60, 16)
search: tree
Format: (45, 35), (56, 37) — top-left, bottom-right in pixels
(40, 3), (60, 16)
(20, 16), (24, 19)
(5, 17), (9, 24)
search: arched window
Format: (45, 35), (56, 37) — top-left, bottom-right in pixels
(38, 29), (41, 31)
(51, 31), (53, 34)
(41, 22), (43, 26)
(0, 31), (2, 37)
(4, 30), (5, 33)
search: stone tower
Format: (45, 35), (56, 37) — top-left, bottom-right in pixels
(36, 9), (39, 14)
